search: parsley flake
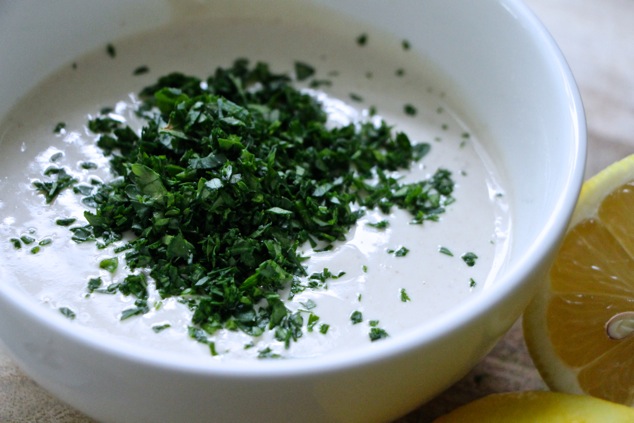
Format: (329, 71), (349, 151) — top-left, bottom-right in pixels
(369, 327), (389, 341)
(106, 43), (116, 58)
(461, 252), (478, 267)
(400, 288), (411, 302)
(439, 246), (453, 256)
(59, 307), (76, 320)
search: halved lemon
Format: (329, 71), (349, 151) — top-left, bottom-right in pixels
(433, 391), (634, 422)
(523, 154), (634, 405)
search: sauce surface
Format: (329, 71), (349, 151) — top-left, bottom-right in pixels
(0, 18), (509, 359)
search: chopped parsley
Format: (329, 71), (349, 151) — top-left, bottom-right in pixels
(439, 246), (453, 256)
(367, 220), (389, 229)
(350, 310), (363, 324)
(59, 306), (76, 320)
(400, 288), (411, 302)
(50, 152), (64, 162)
(152, 323), (171, 333)
(33, 59), (455, 351)
(461, 252), (478, 267)
(38, 238), (53, 246)
(349, 92), (364, 102)
(32, 167), (78, 203)
(388, 246), (410, 257)
(80, 161), (98, 170)
(294, 61), (315, 81)
(99, 257), (118, 273)
(120, 300), (149, 320)
(19, 235), (35, 245)
(106, 43), (116, 58)
(133, 65), (150, 76)
(369, 327), (389, 341)
(53, 122), (66, 134)
(307, 313), (320, 332)
(404, 104), (417, 116)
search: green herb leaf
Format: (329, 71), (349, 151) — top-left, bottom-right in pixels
(59, 307), (76, 320)
(388, 246), (409, 257)
(404, 104), (417, 116)
(106, 43), (116, 58)
(461, 252), (478, 267)
(99, 257), (119, 273)
(152, 323), (171, 333)
(32, 168), (77, 203)
(369, 327), (389, 341)
(294, 61), (315, 81)
(120, 300), (149, 320)
(56, 217), (77, 227)
(439, 246), (453, 256)
(133, 65), (150, 75)
(54, 122), (66, 133)
(400, 288), (411, 302)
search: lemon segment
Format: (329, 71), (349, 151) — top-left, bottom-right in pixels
(523, 154), (634, 405)
(433, 391), (634, 423)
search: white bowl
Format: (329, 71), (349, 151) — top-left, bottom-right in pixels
(0, 1), (585, 422)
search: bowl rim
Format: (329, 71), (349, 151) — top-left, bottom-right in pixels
(0, 0), (586, 377)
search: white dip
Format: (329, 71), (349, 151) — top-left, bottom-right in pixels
(0, 18), (509, 359)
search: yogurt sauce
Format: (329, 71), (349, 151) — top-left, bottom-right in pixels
(0, 18), (509, 359)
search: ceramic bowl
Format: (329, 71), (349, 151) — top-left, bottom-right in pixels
(0, 1), (585, 422)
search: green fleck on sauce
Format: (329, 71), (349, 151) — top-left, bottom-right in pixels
(369, 327), (389, 341)
(133, 65), (150, 76)
(59, 307), (76, 320)
(152, 323), (171, 333)
(349, 92), (364, 102)
(99, 257), (119, 273)
(367, 220), (389, 230)
(106, 43), (116, 58)
(389, 246), (410, 257)
(294, 61), (315, 81)
(404, 104), (417, 116)
(439, 246), (453, 256)
(400, 288), (411, 302)
(461, 252), (478, 267)
(53, 122), (66, 134)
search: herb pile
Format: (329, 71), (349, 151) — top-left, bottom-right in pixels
(35, 59), (455, 351)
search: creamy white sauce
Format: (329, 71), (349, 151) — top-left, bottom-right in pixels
(0, 18), (509, 359)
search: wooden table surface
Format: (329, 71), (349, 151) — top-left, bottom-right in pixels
(1, 1), (633, 421)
